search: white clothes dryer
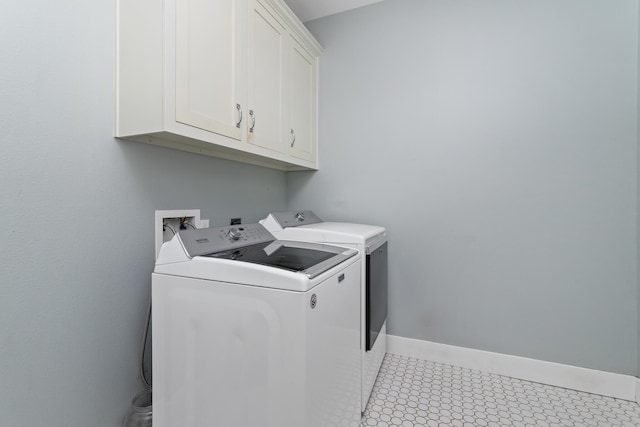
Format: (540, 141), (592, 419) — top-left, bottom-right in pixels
(153, 223), (362, 427)
(260, 211), (387, 413)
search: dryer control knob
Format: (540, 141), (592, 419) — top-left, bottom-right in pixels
(228, 227), (242, 241)
(295, 212), (305, 222)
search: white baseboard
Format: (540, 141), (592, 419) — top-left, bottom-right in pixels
(387, 335), (637, 402)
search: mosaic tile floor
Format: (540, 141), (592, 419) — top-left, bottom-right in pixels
(361, 354), (640, 427)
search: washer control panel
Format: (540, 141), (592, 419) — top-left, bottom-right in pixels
(178, 223), (275, 258)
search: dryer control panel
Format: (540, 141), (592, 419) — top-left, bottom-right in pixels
(263, 210), (323, 228)
(177, 223), (275, 258)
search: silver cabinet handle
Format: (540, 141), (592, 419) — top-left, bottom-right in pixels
(249, 110), (255, 133)
(235, 104), (242, 128)
(290, 128), (296, 147)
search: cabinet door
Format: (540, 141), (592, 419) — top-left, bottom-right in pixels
(247, 0), (286, 153)
(175, 0), (245, 140)
(288, 35), (317, 162)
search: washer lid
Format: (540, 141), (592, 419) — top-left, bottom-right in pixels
(204, 240), (357, 279)
(155, 224), (359, 289)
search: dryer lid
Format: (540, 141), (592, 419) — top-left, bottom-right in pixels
(260, 212), (386, 247)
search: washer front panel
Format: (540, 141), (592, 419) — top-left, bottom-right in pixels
(152, 260), (361, 427)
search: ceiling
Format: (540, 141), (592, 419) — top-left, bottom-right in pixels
(283, 0), (383, 22)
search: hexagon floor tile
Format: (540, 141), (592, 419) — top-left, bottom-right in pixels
(361, 353), (640, 427)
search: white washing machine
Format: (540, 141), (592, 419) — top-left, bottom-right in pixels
(153, 223), (362, 427)
(260, 211), (387, 413)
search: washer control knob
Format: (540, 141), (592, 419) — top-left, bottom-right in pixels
(295, 212), (305, 222)
(228, 227), (242, 241)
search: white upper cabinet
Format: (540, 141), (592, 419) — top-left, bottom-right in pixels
(247, 0), (286, 153)
(287, 34), (316, 162)
(115, 0), (322, 171)
(175, 0), (245, 140)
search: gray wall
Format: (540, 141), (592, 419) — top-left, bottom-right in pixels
(290, 0), (639, 375)
(0, 1), (286, 426)
(1, 1), (638, 426)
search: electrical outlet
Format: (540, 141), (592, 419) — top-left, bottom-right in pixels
(155, 209), (201, 259)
